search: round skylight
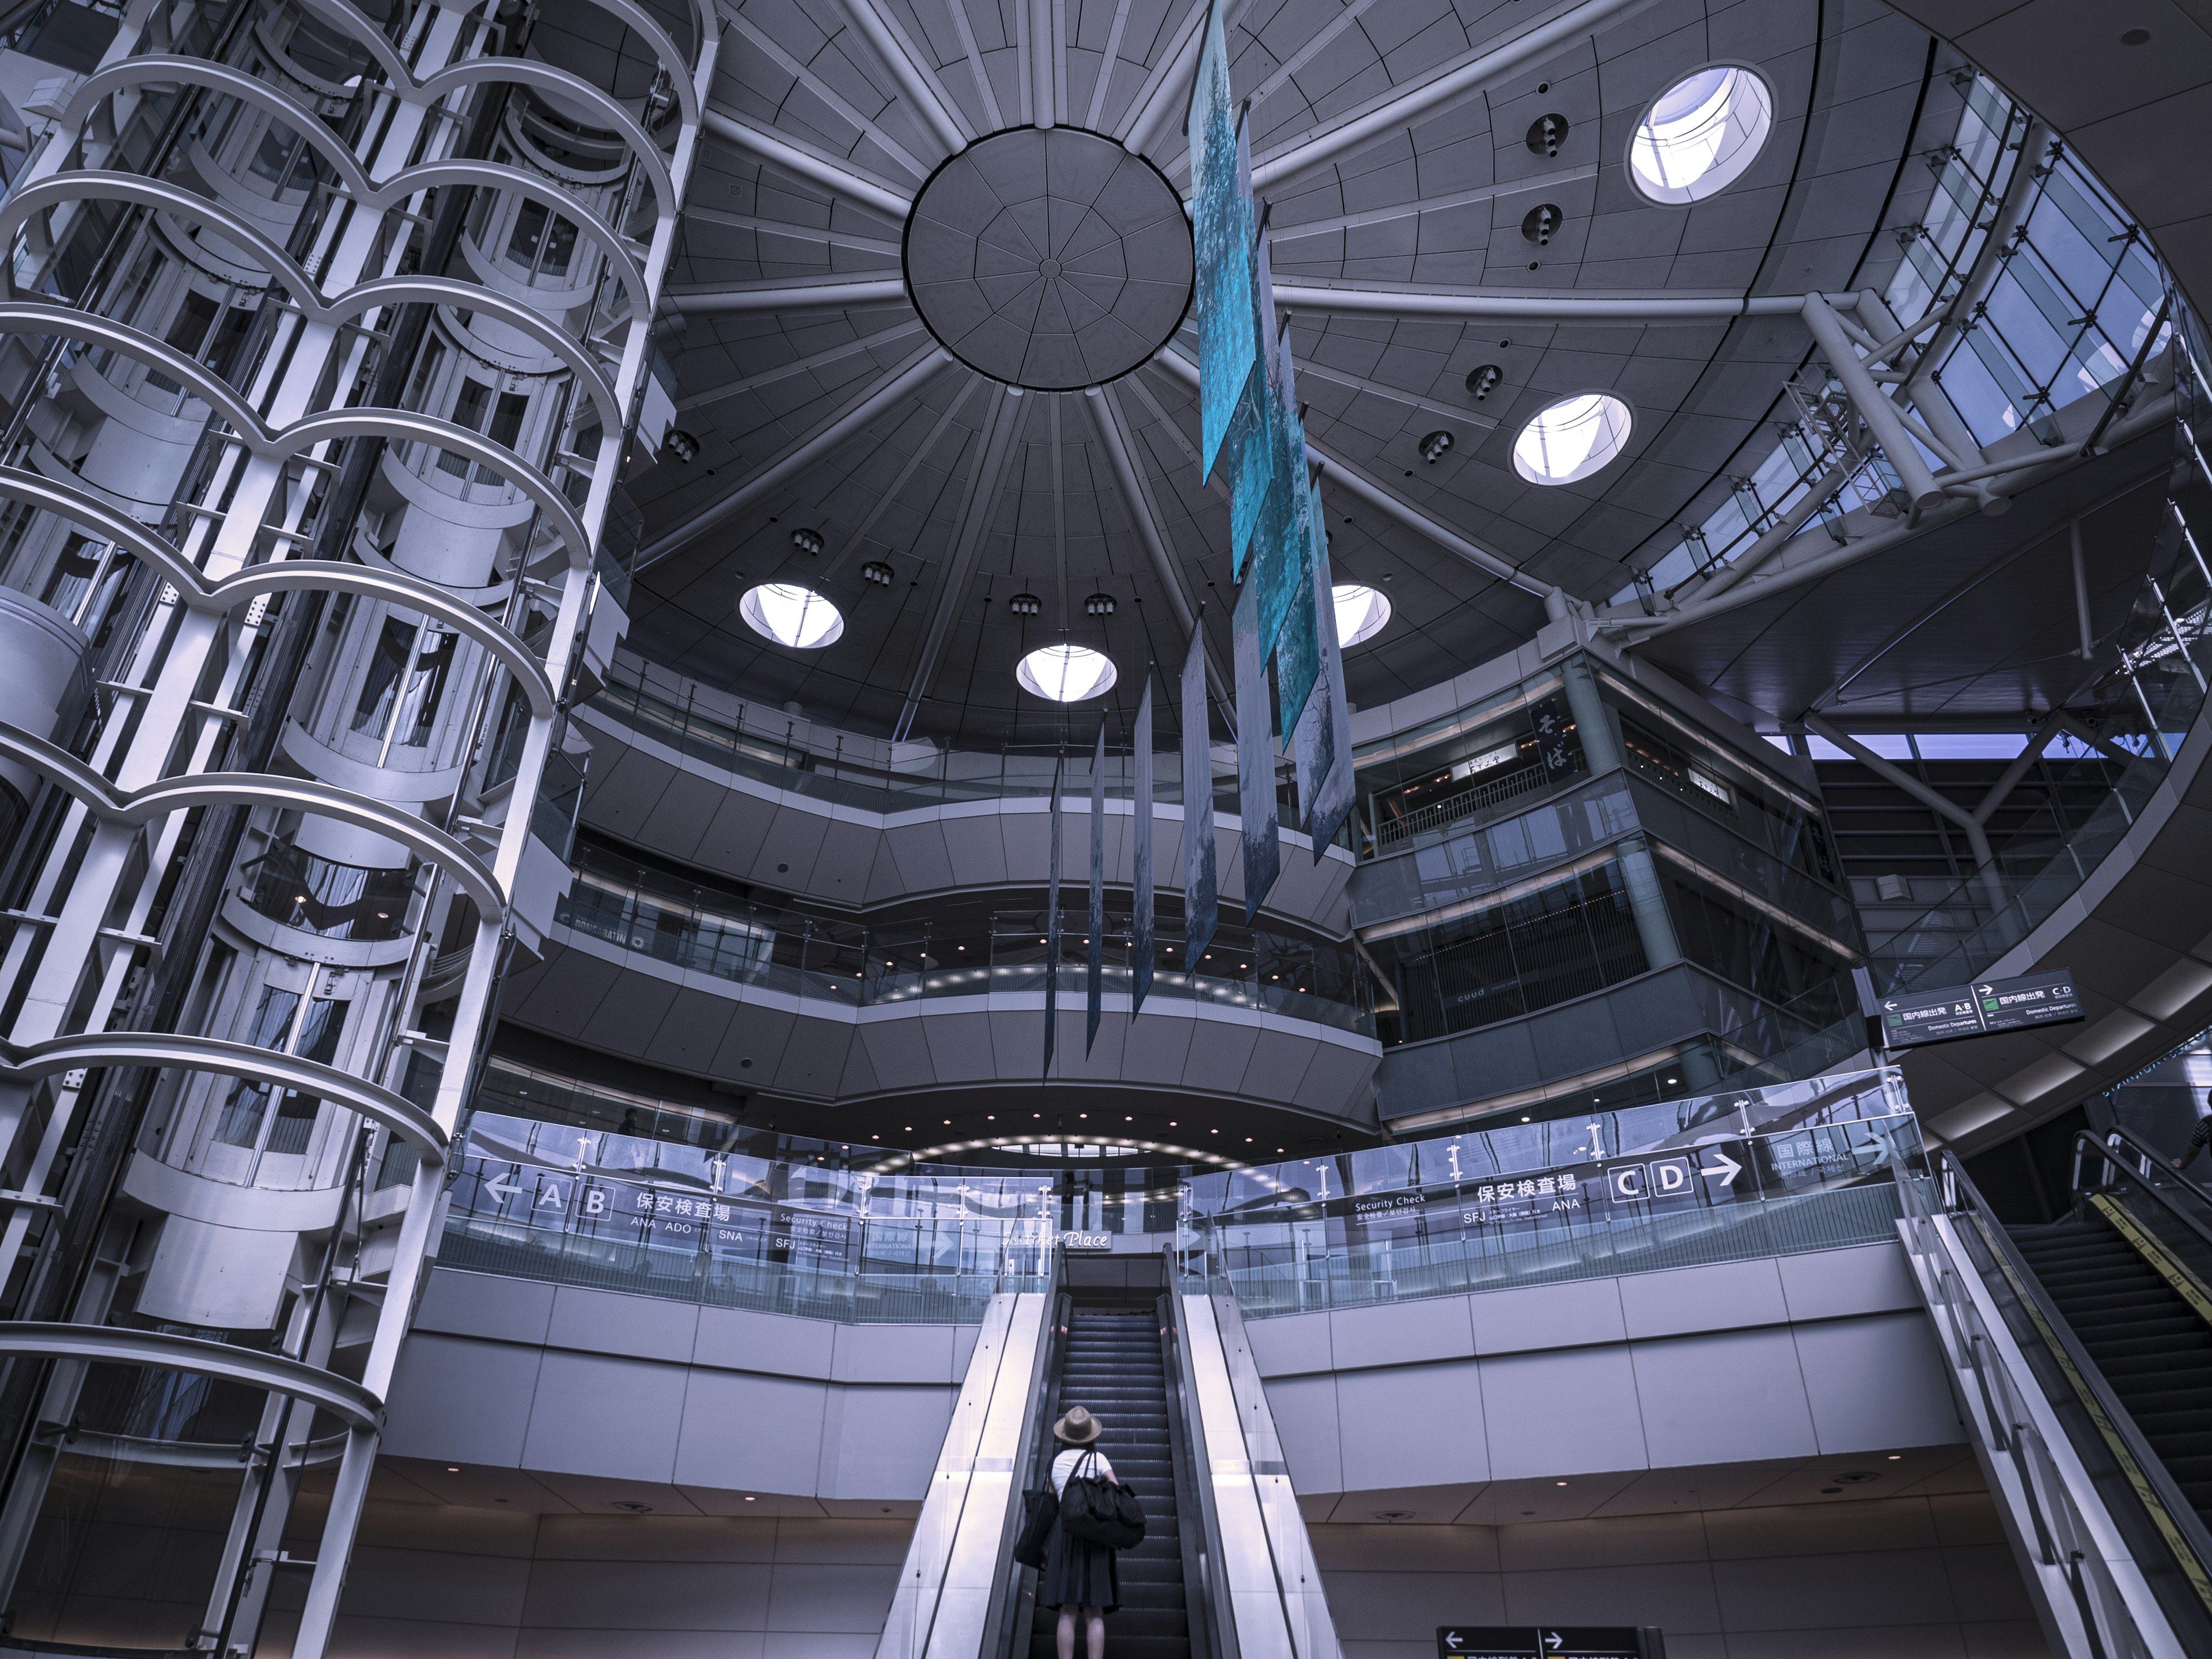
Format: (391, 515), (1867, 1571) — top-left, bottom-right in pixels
(1016, 643), (1118, 703)
(1332, 584), (1391, 647)
(739, 583), (844, 649)
(1628, 66), (1773, 204)
(1512, 393), (1634, 486)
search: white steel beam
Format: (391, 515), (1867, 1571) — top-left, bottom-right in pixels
(1248, 0), (1657, 196)
(894, 385), (1027, 740)
(634, 344), (955, 571)
(1271, 281), (1811, 324)
(702, 108), (914, 221)
(834, 0), (973, 154)
(665, 277), (912, 315)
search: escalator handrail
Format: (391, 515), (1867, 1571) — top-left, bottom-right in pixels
(2073, 1127), (2212, 1261)
(982, 1255), (1069, 1659)
(1936, 1147), (2212, 1616)
(1164, 1262), (1244, 1659)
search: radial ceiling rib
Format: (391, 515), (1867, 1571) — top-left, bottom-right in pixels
(1085, 383), (1198, 637)
(1152, 345), (1540, 594)
(1082, 0), (1135, 130)
(1087, 381), (1238, 723)
(1271, 167), (1596, 244)
(675, 322), (928, 412)
(703, 109), (913, 221)
(635, 344), (955, 573)
(1028, 0), (1054, 125)
(942, 0), (1006, 130)
(817, 374), (991, 583)
(1290, 357), (1499, 435)
(727, 12), (931, 181)
(832, 0), (974, 157)
(1246, 0), (1661, 197)
(680, 203), (903, 258)
(895, 384), (1028, 741)
(667, 278), (911, 315)
(1270, 282), (1810, 323)
(1116, 0), (1207, 153)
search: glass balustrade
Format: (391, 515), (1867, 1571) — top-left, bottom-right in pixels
(551, 839), (1377, 1036)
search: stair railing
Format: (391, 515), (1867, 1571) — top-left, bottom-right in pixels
(1900, 1157), (2212, 1655)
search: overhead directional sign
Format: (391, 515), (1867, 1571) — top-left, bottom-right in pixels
(1876, 968), (2084, 1050)
(1437, 1627), (1664, 1658)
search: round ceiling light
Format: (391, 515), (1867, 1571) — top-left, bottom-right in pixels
(1513, 393), (1633, 486)
(1629, 66), (1774, 204)
(739, 582), (844, 649)
(1016, 643), (1117, 703)
(1332, 584), (1391, 647)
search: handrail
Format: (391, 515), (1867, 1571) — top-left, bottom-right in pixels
(983, 1258), (1067, 1659)
(1165, 1272), (1241, 1659)
(1893, 1171), (2167, 1657)
(2072, 1128), (2212, 1262)
(1933, 1149), (2212, 1623)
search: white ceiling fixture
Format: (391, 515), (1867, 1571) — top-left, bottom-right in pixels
(1629, 65), (1774, 204)
(1332, 584), (1391, 647)
(740, 582), (844, 649)
(1513, 393), (1634, 486)
(1016, 643), (1118, 702)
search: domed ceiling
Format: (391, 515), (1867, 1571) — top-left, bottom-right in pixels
(601, 0), (1957, 744)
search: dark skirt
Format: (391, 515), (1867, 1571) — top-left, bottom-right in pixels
(1040, 1518), (1119, 1612)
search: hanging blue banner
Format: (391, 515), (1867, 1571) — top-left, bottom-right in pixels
(1132, 677), (1156, 1018)
(1180, 625), (1218, 968)
(1188, 0), (1257, 484)
(1301, 475), (1357, 861)
(1233, 577), (1282, 920)
(1044, 754), (1063, 1077)
(1086, 721), (1107, 1056)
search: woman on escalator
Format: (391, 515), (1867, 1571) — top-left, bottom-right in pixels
(1045, 1407), (1119, 1659)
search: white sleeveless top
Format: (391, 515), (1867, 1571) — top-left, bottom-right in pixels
(1051, 1447), (1114, 1495)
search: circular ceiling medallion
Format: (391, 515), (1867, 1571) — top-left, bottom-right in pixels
(904, 127), (1193, 391)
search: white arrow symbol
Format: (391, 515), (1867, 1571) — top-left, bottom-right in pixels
(1544, 1636), (1563, 1653)
(1698, 1149), (1744, 1185)
(484, 1172), (523, 1204)
(1975, 983), (1994, 996)
(1882, 999), (1897, 1011)
(1444, 1635), (1463, 1651)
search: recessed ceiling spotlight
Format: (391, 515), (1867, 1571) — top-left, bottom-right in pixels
(662, 428), (699, 463)
(1009, 591), (1043, 616)
(1527, 113), (1568, 157)
(861, 559), (895, 586)
(1465, 364), (1502, 400)
(1520, 204), (1562, 245)
(1419, 430), (1453, 463)
(790, 527), (824, 555)
(1084, 591), (1117, 617)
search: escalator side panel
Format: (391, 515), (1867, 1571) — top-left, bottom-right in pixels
(1180, 1293), (1343, 1659)
(877, 1291), (1051, 1659)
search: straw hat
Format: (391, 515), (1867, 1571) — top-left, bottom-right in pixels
(1054, 1407), (1103, 1444)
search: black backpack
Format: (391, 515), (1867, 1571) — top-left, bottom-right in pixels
(1058, 1449), (1146, 1549)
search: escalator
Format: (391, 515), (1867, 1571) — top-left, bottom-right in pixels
(1897, 1127), (2212, 1659)
(1025, 1301), (1192, 1659)
(2009, 1214), (2212, 1530)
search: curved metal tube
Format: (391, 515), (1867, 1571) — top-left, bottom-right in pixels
(0, 725), (506, 921)
(0, 1323), (381, 1430)
(0, 175), (627, 435)
(0, 465), (555, 715)
(415, 61), (674, 217)
(0, 1031), (445, 1165)
(0, 309), (593, 569)
(50, 69), (652, 308)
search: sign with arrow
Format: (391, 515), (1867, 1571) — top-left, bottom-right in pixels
(1877, 968), (2084, 1050)
(1437, 1627), (1664, 1658)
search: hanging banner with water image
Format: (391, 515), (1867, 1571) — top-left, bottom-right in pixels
(1303, 479), (1358, 860)
(1086, 721), (1107, 1056)
(1132, 677), (1156, 1017)
(1234, 578), (1281, 921)
(1180, 626), (1218, 968)
(1044, 753), (1063, 1077)
(1188, 0), (1257, 484)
